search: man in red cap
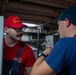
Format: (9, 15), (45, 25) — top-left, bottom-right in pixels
(2, 15), (36, 75)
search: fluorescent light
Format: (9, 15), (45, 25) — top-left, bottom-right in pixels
(23, 23), (38, 27)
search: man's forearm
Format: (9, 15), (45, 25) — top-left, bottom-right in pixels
(30, 56), (45, 73)
(31, 47), (51, 71)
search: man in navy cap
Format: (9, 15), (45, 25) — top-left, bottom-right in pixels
(30, 6), (76, 75)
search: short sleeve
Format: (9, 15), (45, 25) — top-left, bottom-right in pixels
(45, 38), (72, 73)
(25, 47), (36, 67)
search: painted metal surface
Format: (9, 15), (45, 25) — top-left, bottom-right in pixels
(0, 16), (4, 75)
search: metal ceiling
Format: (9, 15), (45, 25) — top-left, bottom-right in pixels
(0, 0), (76, 33)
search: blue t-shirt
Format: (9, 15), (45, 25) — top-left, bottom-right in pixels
(45, 37), (76, 75)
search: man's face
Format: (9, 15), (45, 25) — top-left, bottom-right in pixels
(57, 20), (66, 38)
(5, 27), (23, 40)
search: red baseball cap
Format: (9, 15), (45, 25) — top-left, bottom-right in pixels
(4, 15), (28, 28)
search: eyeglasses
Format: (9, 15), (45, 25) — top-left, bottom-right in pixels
(8, 26), (26, 32)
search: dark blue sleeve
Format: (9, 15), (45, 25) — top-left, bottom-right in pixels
(45, 38), (72, 73)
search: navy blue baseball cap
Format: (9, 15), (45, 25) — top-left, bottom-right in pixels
(58, 6), (76, 26)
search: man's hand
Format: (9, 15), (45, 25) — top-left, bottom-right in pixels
(43, 47), (52, 56)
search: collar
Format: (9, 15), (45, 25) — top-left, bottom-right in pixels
(73, 34), (76, 37)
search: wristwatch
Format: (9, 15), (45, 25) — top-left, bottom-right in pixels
(38, 53), (47, 58)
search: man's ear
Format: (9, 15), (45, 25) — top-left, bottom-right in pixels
(65, 18), (70, 27)
(4, 26), (8, 33)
